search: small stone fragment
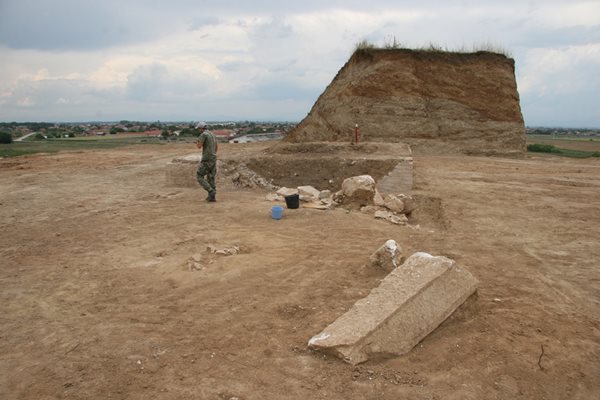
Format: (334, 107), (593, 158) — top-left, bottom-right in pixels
(207, 245), (240, 256)
(398, 194), (416, 214)
(265, 193), (283, 202)
(374, 210), (408, 225)
(319, 190), (332, 200)
(369, 240), (403, 272)
(384, 194), (405, 213)
(373, 190), (385, 207)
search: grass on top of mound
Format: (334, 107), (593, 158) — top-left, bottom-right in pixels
(353, 38), (512, 57)
(527, 143), (600, 158)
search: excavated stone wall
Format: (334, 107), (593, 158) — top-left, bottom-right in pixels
(287, 49), (526, 155)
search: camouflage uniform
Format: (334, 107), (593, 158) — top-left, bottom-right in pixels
(196, 130), (218, 199)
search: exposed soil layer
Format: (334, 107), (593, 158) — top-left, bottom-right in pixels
(1, 142), (599, 400)
(245, 158), (399, 191)
(287, 49), (526, 155)
(263, 141), (411, 156)
(235, 141), (411, 191)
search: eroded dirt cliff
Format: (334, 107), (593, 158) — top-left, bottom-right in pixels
(287, 49), (526, 155)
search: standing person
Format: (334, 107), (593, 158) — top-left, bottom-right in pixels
(195, 122), (218, 202)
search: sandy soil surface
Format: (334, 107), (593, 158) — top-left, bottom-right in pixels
(1, 142), (599, 400)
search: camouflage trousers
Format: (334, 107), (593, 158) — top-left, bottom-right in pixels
(196, 159), (217, 194)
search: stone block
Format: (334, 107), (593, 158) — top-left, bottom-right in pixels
(319, 190), (332, 200)
(276, 187), (298, 197)
(398, 194), (416, 214)
(298, 185), (321, 199)
(308, 252), (478, 364)
(384, 194), (405, 213)
(369, 240), (403, 272)
(340, 175), (376, 207)
(373, 190), (385, 207)
(342, 175), (375, 196)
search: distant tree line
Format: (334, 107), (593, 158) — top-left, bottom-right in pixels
(527, 127), (600, 136)
(0, 131), (13, 144)
(0, 122), (54, 130)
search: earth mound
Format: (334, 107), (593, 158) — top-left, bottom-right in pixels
(286, 49), (526, 155)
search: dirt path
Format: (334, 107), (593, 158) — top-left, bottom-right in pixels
(1, 144), (599, 399)
(13, 132), (42, 142)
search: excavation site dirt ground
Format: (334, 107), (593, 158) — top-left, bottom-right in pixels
(1, 141), (599, 399)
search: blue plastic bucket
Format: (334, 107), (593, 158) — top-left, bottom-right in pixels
(271, 205), (284, 220)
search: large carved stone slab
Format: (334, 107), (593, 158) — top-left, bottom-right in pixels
(308, 252), (478, 364)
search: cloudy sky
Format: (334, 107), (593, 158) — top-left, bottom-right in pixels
(0, 0), (599, 127)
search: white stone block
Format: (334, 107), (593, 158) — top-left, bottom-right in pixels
(308, 252), (478, 364)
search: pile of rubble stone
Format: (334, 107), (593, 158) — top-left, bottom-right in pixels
(219, 160), (278, 191)
(266, 174), (415, 225)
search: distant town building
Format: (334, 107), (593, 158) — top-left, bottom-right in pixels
(229, 132), (283, 143)
(212, 129), (236, 142)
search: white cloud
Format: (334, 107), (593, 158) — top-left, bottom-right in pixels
(535, 1), (600, 28)
(0, 90), (12, 105)
(17, 97), (35, 107)
(519, 43), (600, 95)
(0, 1), (598, 125)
